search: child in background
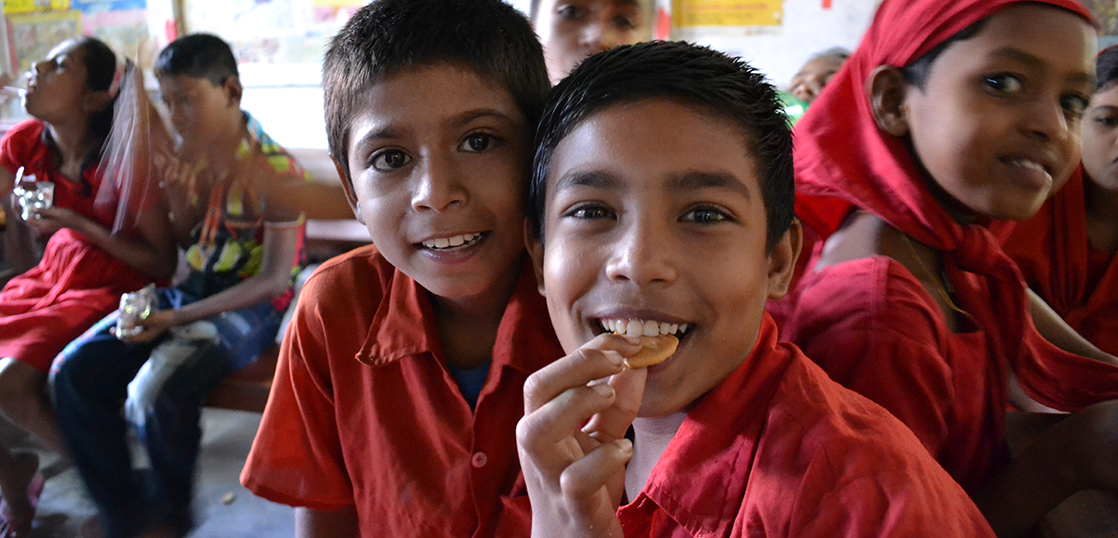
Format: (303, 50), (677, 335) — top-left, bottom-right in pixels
(49, 33), (310, 538)
(239, 1), (560, 536)
(0, 38), (176, 538)
(530, 0), (652, 84)
(781, 0), (1118, 535)
(787, 47), (850, 105)
(1004, 45), (1118, 357)
(518, 40), (994, 538)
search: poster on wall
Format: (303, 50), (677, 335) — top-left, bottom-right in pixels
(670, 0), (783, 28)
(183, 0), (359, 65)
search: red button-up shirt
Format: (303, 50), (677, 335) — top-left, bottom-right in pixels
(619, 315), (995, 537)
(241, 246), (563, 538)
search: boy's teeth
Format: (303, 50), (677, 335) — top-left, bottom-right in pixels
(601, 318), (690, 337)
(422, 233), (480, 250)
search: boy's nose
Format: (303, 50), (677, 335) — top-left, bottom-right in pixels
(581, 20), (621, 54)
(411, 157), (467, 212)
(1025, 97), (1070, 142)
(604, 219), (677, 286)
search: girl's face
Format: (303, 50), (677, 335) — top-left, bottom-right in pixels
(23, 41), (93, 123)
(900, 4), (1096, 222)
(1080, 84), (1118, 192)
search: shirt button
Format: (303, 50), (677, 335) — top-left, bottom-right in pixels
(471, 451), (488, 468)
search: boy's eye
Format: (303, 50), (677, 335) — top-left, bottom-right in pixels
(371, 149), (412, 171)
(681, 206), (730, 224)
(1061, 94), (1090, 118)
(557, 5), (584, 21)
(564, 203), (613, 220)
(460, 133), (494, 153)
(613, 15), (636, 30)
(984, 74), (1024, 95)
(1092, 113), (1118, 128)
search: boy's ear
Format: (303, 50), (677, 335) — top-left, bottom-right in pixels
(223, 76), (244, 108)
(82, 90), (114, 115)
(867, 65), (910, 137)
(333, 157), (364, 223)
(765, 218), (802, 300)
(524, 219), (546, 296)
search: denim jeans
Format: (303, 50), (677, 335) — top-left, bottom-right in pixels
(49, 287), (281, 538)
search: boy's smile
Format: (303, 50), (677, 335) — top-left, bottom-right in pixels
(898, 3), (1095, 222)
(344, 64), (531, 304)
(531, 98), (795, 418)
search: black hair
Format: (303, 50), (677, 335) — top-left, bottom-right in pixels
(154, 33), (239, 88)
(902, 20), (986, 89)
(40, 37), (118, 192)
(528, 41), (794, 252)
(1098, 45), (1118, 91)
(323, 0), (549, 187)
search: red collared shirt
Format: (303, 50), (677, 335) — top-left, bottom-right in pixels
(241, 246), (563, 538)
(619, 315), (995, 538)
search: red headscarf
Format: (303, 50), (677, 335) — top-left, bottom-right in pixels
(794, 0), (1118, 410)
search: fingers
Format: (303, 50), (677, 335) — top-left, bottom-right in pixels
(559, 438), (633, 502)
(585, 367), (646, 445)
(524, 333), (642, 414)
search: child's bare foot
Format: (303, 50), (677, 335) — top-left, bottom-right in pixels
(0, 451), (43, 538)
(0, 451), (40, 518)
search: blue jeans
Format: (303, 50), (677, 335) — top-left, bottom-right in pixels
(49, 287), (281, 538)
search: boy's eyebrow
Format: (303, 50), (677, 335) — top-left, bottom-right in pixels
(666, 170), (752, 200)
(989, 47), (1096, 87)
(553, 170), (621, 193)
(448, 108), (519, 129)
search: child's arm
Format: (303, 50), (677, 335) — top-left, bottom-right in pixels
(1027, 289), (1118, 367)
(124, 223), (299, 344)
(294, 506), (358, 538)
(517, 334), (646, 538)
(974, 401), (1118, 538)
(28, 198), (178, 280)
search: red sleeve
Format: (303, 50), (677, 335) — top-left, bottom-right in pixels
(240, 270), (356, 510)
(0, 120), (44, 176)
(783, 258), (955, 456)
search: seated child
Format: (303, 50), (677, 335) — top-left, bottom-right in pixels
(0, 37), (176, 538)
(530, 0), (652, 84)
(239, 1), (561, 536)
(787, 46), (850, 105)
(517, 40), (995, 537)
(49, 33), (310, 538)
(780, 0), (1118, 534)
(1004, 45), (1118, 357)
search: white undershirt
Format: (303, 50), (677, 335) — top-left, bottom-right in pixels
(625, 411), (688, 503)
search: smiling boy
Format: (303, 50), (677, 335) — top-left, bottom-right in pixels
(239, 1), (561, 537)
(517, 41), (995, 537)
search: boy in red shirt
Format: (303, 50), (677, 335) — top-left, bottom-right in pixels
(239, 1), (560, 536)
(782, 0), (1118, 534)
(517, 41), (995, 538)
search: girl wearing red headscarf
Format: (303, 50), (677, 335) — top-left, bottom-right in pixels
(780, 0), (1118, 535)
(1003, 45), (1118, 359)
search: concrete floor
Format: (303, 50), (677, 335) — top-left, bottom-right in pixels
(3, 408), (295, 537)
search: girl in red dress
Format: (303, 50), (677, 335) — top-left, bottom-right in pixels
(0, 38), (175, 537)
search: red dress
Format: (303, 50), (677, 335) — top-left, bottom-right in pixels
(0, 120), (152, 373)
(1004, 168), (1118, 356)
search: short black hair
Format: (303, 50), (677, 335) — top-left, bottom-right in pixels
(902, 20), (986, 89)
(529, 41), (794, 252)
(323, 0), (549, 187)
(154, 33), (239, 87)
(1098, 45), (1118, 91)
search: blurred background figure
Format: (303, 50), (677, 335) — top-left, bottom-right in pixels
(530, 0), (653, 85)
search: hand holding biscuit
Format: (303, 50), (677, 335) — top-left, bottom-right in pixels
(516, 333), (648, 538)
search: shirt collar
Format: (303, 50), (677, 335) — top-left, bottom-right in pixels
(622, 314), (793, 537)
(355, 256), (560, 377)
